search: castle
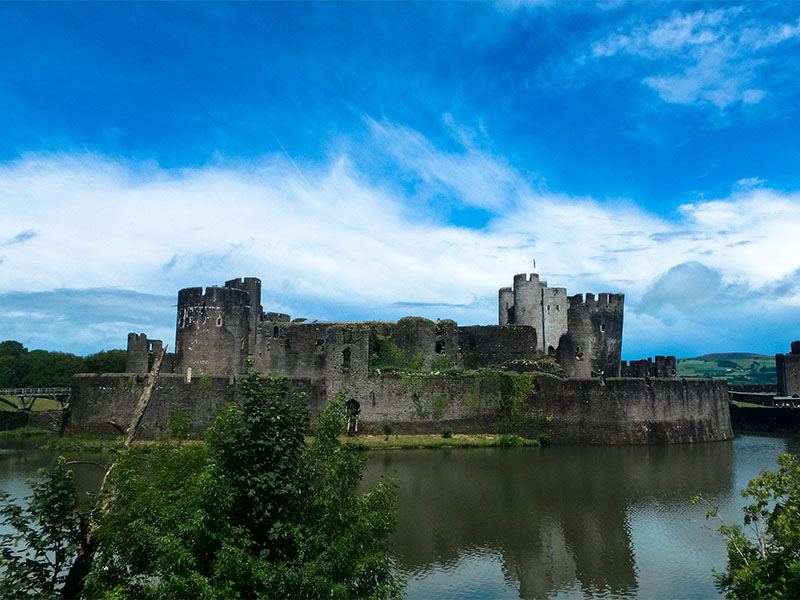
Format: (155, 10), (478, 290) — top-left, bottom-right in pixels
(126, 273), (625, 382)
(65, 272), (731, 445)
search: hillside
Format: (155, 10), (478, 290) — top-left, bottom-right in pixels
(676, 353), (776, 386)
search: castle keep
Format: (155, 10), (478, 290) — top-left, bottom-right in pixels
(67, 273), (732, 445)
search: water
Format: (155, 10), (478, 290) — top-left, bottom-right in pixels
(2, 433), (798, 599)
(360, 434), (800, 599)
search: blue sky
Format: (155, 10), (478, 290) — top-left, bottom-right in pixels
(1, 1), (800, 359)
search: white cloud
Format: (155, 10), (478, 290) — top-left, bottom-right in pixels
(591, 7), (800, 108)
(2, 123), (799, 356)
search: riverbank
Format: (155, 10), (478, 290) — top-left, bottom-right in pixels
(36, 431), (548, 453)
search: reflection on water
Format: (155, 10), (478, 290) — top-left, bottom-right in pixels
(361, 435), (800, 600)
(2, 434), (799, 599)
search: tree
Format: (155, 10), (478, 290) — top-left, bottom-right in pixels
(0, 457), (85, 598)
(81, 371), (402, 599)
(701, 453), (800, 599)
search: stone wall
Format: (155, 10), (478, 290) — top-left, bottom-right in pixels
(67, 372), (731, 445)
(0, 410), (66, 433)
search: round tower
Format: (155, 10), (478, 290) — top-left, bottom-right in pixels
(175, 285), (251, 376)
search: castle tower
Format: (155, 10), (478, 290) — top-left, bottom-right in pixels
(501, 273), (568, 353)
(225, 277), (263, 351)
(556, 293), (624, 378)
(174, 283), (253, 377)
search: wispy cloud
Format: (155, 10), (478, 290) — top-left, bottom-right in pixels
(590, 7), (800, 108)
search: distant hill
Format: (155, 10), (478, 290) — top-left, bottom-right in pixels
(694, 352), (772, 361)
(676, 353), (776, 386)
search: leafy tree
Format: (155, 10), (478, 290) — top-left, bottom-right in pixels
(83, 349), (127, 375)
(0, 340), (126, 387)
(699, 453), (800, 599)
(0, 457), (85, 598)
(82, 372), (402, 599)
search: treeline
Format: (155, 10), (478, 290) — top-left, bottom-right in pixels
(0, 341), (126, 388)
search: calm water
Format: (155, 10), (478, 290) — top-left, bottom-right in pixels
(2, 433), (799, 599)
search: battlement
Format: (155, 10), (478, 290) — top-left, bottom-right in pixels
(263, 312), (291, 322)
(568, 292), (624, 308)
(178, 285), (251, 306)
(513, 273), (544, 287)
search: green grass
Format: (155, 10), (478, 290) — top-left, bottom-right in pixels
(339, 433), (546, 450)
(677, 354), (776, 386)
(0, 396), (63, 411)
(731, 400), (773, 409)
(0, 426), (53, 439)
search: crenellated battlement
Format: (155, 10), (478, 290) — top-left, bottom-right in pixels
(568, 292), (624, 308)
(178, 285), (250, 307)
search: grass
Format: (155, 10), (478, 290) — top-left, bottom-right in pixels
(0, 396), (63, 411)
(43, 432), (550, 453)
(731, 400), (773, 409)
(677, 354), (776, 386)
(0, 426), (53, 439)
(339, 433), (546, 450)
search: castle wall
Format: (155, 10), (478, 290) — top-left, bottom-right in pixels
(225, 277), (262, 351)
(620, 356), (677, 378)
(499, 287), (514, 326)
(251, 320), (370, 389)
(458, 325), (538, 369)
(541, 286), (568, 355)
(175, 286), (251, 376)
(66, 373), (732, 445)
(556, 293), (624, 378)
(776, 341), (800, 397)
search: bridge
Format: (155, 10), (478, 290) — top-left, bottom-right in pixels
(0, 387), (71, 410)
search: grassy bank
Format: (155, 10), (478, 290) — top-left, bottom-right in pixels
(43, 432), (550, 453)
(0, 426), (53, 439)
(342, 432), (549, 450)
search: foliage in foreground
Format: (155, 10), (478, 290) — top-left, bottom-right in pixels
(0, 457), (84, 598)
(85, 372), (402, 599)
(697, 453), (800, 599)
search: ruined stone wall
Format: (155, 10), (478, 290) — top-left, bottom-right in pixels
(620, 356), (677, 378)
(457, 325), (538, 369)
(175, 286), (251, 377)
(498, 287), (514, 326)
(251, 321), (370, 389)
(126, 333), (175, 375)
(541, 286), (568, 355)
(557, 293), (624, 379)
(65, 373), (325, 437)
(67, 372), (731, 445)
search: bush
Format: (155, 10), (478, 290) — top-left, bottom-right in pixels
(498, 434), (524, 447)
(441, 428), (453, 439)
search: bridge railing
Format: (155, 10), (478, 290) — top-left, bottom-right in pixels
(0, 387), (72, 397)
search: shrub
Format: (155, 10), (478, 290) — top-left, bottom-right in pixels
(441, 428), (453, 439)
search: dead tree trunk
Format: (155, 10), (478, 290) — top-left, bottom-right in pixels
(60, 346), (167, 599)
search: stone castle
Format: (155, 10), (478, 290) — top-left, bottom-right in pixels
(66, 272), (731, 445)
(126, 274), (625, 382)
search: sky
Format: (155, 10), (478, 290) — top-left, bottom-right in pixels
(1, 1), (800, 359)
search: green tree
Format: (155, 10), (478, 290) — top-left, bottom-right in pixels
(0, 457), (85, 598)
(83, 372), (402, 599)
(704, 453), (800, 599)
(83, 349), (127, 374)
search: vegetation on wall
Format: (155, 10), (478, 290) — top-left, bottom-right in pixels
(0, 340), (126, 387)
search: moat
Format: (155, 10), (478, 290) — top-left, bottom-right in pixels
(2, 433), (798, 599)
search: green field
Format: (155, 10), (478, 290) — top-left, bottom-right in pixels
(0, 396), (63, 411)
(676, 353), (776, 386)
